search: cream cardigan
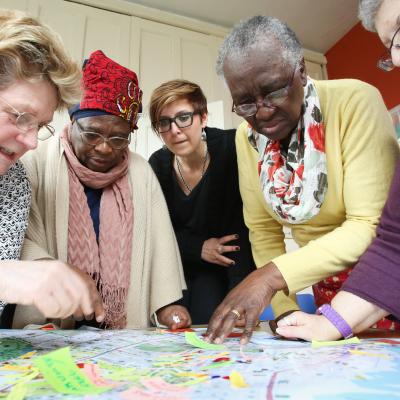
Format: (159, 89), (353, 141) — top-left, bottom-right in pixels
(14, 134), (186, 328)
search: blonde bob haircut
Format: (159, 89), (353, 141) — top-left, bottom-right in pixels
(0, 9), (81, 109)
(149, 79), (208, 135)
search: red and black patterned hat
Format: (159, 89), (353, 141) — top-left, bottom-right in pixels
(69, 50), (143, 129)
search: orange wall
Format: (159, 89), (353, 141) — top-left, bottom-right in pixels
(325, 22), (400, 110)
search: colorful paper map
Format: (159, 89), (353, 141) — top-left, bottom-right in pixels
(0, 328), (399, 399)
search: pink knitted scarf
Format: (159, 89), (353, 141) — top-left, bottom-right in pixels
(61, 125), (133, 328)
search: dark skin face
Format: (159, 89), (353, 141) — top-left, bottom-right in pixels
(224, 45), (307, 150)
(70, 115), (131, 173)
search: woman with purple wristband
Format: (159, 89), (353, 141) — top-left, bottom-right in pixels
(277, 0), (400, 341)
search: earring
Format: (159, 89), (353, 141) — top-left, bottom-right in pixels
(201, 128), (207, 141)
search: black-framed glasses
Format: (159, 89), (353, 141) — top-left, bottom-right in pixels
(157, 111), (199, 133)
(232, 63), (298, 117)
(0, 95), (55, 140)
(378, 25), (400, 72)
(75, 120), (131, 150)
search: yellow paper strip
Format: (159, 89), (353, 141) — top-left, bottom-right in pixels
(349, 349), (390, 358)
(6, 383), (27, 400)
(311, 337), (360, 348)
(229, 370), (248, 388)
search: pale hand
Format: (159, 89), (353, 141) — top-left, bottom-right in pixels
(201, 234), (240, 267)
(276, 311), (341, 341)
(0, 260), (105, 321)
(156, 305), (192, 330)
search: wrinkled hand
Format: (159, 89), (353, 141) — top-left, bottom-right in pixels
(0, 260), (105, 321)
(201, 234), (239, 267)
(276, 311), (341, 341)
(156, 305), (192, 330)
(66, 264), (105, 323)
(205, 263), (285, 345)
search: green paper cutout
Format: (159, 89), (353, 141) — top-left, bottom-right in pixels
(184, 332), (225, 350)
(33, 347), (107, 395)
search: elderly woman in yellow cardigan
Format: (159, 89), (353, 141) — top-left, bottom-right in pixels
(205, 15), (399, 344)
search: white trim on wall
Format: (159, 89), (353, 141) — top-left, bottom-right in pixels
(66, 0), (230, 38)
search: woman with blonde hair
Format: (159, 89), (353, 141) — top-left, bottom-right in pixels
(149, 79), (255, 324)
(0, 9), (103, 326)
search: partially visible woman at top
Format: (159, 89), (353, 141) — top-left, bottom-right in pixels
(0, 9), (103, 326)
(148, 79), (255, 324)
(277, 0), (400, 341)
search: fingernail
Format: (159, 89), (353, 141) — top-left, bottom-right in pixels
(275, 328), (282, 335)
(235, 246), (240, 251)
(235, 234), (239, 239)
(214, 337), (222, 344)
(231, 261), (235, 266)
(96, 314), (105, 322)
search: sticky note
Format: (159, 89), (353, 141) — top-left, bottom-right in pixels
(184, 332), (224, 350)
(311, 337), (360, 348)
(229, 370), (248, 388)
(34, 347), (107, 395)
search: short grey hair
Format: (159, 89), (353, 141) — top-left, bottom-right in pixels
(358, 0), (383, 32)
(216, 15), (303, 78)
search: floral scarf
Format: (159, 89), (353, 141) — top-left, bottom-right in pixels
(250, 78), (328, 223)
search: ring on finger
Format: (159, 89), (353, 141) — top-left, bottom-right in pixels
(218, 245), (223, 254)
(283, 316), (293, 326)
(230, 309), (241, 319)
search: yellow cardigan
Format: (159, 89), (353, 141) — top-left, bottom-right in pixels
(236, 79), (400, 316)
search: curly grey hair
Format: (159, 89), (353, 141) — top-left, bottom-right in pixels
(358, 0), (383, 32)
(216, 15), (303, 78)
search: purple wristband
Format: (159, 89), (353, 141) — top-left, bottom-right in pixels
(317, 304), (353, 339)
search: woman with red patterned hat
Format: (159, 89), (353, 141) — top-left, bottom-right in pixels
(13, 50), (191, 330)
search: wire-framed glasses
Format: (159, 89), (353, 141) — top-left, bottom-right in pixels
(378, 25), (400, 72)
(75, 120), (131, 150)
(0, 96), (55, 140)
(232, 63), (298, 117)
(157, 112), (199, 133)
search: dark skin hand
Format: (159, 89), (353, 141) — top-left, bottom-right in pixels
(204, 262), (287, 345)
(157, 304), (192, 330)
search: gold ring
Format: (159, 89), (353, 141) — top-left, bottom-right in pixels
(230, 309), (241, 319)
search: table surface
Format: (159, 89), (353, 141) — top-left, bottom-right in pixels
(0, 326), (399, 399)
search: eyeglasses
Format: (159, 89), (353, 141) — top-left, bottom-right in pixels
(157, 112), (199, 133)
(0, 96), (55, 140)
(232, 63), (298, 117)
(75, 120), (131, 150)
(378, 25), (400, 72)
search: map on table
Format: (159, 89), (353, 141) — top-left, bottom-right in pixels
(0, 328), (399, 399)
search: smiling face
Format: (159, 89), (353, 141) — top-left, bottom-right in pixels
(70, 114), (131, 173)
(224, 45), (307, 142)
(375, 0), (400, 67)
(0, 79), (58, 174)
(158, 98), (207, 157)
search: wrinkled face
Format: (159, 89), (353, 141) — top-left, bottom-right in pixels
(375, 0), (400, 67)
(70, 114), (131, 172)
(224, 45), (307, 142)
(158, 98), (207, 157)
(0, 79), (57, 175)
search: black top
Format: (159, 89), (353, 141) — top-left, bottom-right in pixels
(149, 127), (255, 286)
